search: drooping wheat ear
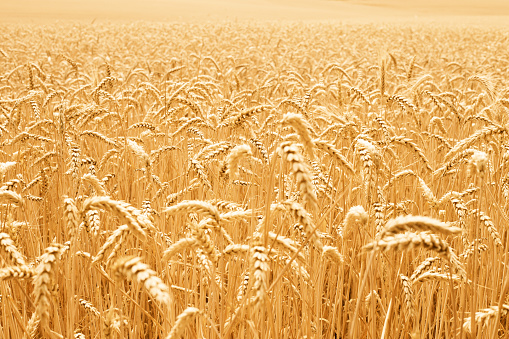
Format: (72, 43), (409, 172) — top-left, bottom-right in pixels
(92, 225), (128, 264)
(355, 137), (379, 201)
(0, 265), (35, 281)
(0, 189), (24, 207)
(98, 148), (119, 171)
(284, 200), (323, 252)
(82, 196), (152, 241)
(249, 138), (269, 163)
(434, 148), (476, 179)
(322, 245), (344, 264)
(341, 205), (368, 239)
(222, 244), (250, 256)
(267, 231), (306, 262)
(278, 142), (318, 211)
(410, 256), (440, 281)
(378, 215), (462, 239)
(460, 241), (488, 261)
(372, 114), (391, 142)
(417, 176), (438, 207)
(282, 112), (315, 160)
(400, 274), (415, 323)
(349, 86), (370, 105)
(81, 173), (107, 196)
(412, 271), (462, 284)
(163, 200), (221, 226)
(363, 232), (465, 278)
(219, 208), (260, 223)
(250, 243), (270, 310)
(223, 144), (252, 181)
(163, 179), (201, 204)
(444, 125), (507, 163)
(450, 197), (468, 231)
(34, 243), (66, 329)
(112, 256), (172, 307)
(190, 218), (219, 265)
(150, 145), (178, 166)
(75, 296), (101, 317)
(188, 158), (212, 189)
(373, 202), (385, 234)
(0, 232), (25, 266)
(63, 197), (80, 238)
(389, 136), (433, 173)
(227, 105), (272, 128)
(162, 238), (198, 261)
(471, 210), (502, 247)
(125, 138), (150, 166)
(84, 210), (101, 236)
(197, 142), (233, 162)
(382, 169), (416, 192)
(462, 305), (509, 334)
(312, 139), (354, 175)
(467, 75), (496, 102)
(166, 307), (201, 339)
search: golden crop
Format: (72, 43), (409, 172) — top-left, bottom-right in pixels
(0, 21), (508, 338)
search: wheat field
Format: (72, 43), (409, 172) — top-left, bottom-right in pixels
(1, 21), (509, 338)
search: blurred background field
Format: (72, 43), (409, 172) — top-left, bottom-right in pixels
(1, 0), (509, 23)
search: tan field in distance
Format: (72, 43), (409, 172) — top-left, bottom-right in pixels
(2, 0), (509, 338)
(2, 0), (509, 23)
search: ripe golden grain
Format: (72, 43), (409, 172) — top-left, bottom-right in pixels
(2, 20), (508, 338)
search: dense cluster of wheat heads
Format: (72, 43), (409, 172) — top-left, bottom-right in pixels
(1, 21), (509, 338)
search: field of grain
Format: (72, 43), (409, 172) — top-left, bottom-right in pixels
(1, 21), (509, 338)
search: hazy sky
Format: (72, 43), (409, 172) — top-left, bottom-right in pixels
(2, 0), (509, 23)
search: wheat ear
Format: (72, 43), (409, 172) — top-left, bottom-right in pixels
(278, 142), (318, 210)
(163, 200), (221, 226)
(33, 243), (66, 329)
(112, 256), (172, 307)
(166, 307), (201, 339)
(462, 305), (509, 334)
(0, 265), (35, 281)
(282, 112), (315, 160)
(363, 232), (465, 278)
(378, 215), (462, 238)
(0, 232), (25, 266)
(82, 196), (151, 241)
